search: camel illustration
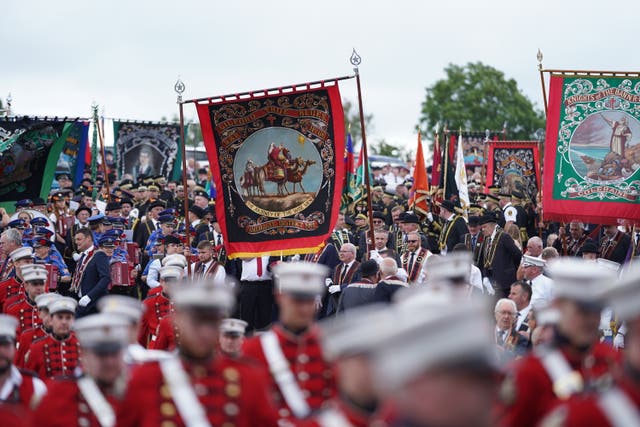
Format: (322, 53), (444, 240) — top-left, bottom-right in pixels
(252, 156), (315, 197)
(286, 158), (316, 193)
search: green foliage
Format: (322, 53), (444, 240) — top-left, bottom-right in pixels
(418, 62), (545, 145)
(370, 138), (408, 160)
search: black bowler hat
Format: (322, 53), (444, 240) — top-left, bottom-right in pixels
(438, 200), (456, 213)
(478, 211), (499, 225)
(401, 212), (420, 224)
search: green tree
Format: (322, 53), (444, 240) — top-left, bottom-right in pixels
(370, 138), (408, 159)
(418, 62), (544, 146)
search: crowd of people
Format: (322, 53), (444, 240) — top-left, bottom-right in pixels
(0, 162), (638, 427)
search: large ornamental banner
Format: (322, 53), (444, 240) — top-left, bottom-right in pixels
(0, 117), (73, 210)
(196, 83), (346, 258)
(543, 75), (640, 224)
(113, 121), (180, 181)
(57, 121), (90, 187)
(486, 141), (540, 201)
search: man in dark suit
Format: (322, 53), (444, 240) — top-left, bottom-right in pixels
(337, 259), (380, 313)
(477, 212), (522, 298)
(463, 215), (484, 266)
(494, 298), (529, 362)
(324, 243), (360, 317)
(437, 200), (468, 254)
(133, 200), (165, 255)
(75, 231), (113, 318)
(599, 224), (631, 264)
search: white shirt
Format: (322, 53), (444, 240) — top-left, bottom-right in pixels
(240, 256), (271, 281)
(147, 258), (162, 289)
(530, 274), (554, 307)
(0, 365), (47, 402)
(516, 304), (532, 331)
(187, 260), (227, 286)
(495, 326), (509, 343)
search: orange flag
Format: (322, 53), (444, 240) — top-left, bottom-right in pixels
(409, 133), (430, 216)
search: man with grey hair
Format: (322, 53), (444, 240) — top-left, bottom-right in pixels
(522, 255), (554, 307)
(495, 298), (527, 359)
(541, 247), (559, 261)
(0, 229), (23, 281)
(554, 221), (591, 257)
(517, 236), (543, 280)
(374, 258), (408, 303)
(325, 243), (360, 316)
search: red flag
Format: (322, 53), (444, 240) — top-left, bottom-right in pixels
(431, 133), (442, 188)
(449, 133), (457, 161)
(409, 133), (430, 216)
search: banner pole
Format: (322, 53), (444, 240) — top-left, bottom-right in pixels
(482, 129), (489, 190)
(175, 77), (192, 277)
(96, 111), (111, 203)
(442, 131), (449, 200)
(182, 74), (355, 105)
(91, 104), (99, 200)
(537, 49), (549, 117)
(351, 49), (376, 251)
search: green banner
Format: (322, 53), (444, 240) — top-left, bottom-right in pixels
(543, 75), (640, 224)
(0, 118), (73, 213)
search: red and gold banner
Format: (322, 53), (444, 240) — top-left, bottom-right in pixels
(196, 82), (346, 258)
(543, 75), (640, 224)
(486, 141), (540, 202)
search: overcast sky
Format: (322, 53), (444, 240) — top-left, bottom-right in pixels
(3, 0), (638, 154)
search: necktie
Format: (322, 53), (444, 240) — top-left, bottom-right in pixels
(339, 264), (348, 284)
(71, 252), (86, 292)
(216, 234), (222, 246)
(471, 235), (477, 249)
(256, 257), (263, 277)
(409, 252), (416, 275)
(497, 330), (505, 345)
(196, 263), (205, 278)
(485, 238), (492, 258)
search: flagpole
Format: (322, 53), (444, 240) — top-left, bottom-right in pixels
(537, 49), (549, 117)
(175, 78), (192, 277)
(90, 105), (99, 200)
(95, 110), (111, 203)
(350, 49), (376, 250)
(442, 130), (449, 201)
(482, 129), (489, 190)
(537, 50), (547, 236)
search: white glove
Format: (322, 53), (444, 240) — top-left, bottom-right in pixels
(72, 252), (82, 262)
(328, 285), (341, 294)
(482, 277), (495, 296)
(78, 295), (91, 307)
(427, 212), (434, 222)
(613, 333), (625, 349)
(325, 278), (333, 287)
